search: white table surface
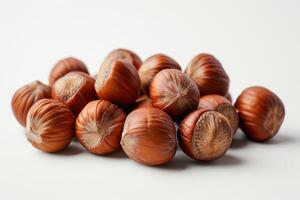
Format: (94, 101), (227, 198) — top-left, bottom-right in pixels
(1, 0), (299, 199)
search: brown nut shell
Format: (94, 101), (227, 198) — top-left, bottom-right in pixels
(138, 54), (181, 94)
(49, 57), (89, 86)
(121, 108), (177, 166)
(235, 86), (285, 142)
(52, 71), (97, 116)
(95, 60), (141, 107)
(76, 100), (126, 155)
(178, 109), (232, 161)
(185, 53), (229, 96)
(103, 48), (142, 70)
(150, 69), (200, 120)
(198, 95), (239, 135)
(11, 80), (51, 127)
(25, 99), (75, 152)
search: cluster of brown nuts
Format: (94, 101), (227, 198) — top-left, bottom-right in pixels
(11, 49), (285, 166)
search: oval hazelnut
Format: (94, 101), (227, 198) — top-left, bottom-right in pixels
(25, 99), (75, 152)
(178, 109), (232, 161)
(185, 53), (229, 96)
(76, 100), (126, 155)
(95, 60), (141, 107)
(198, 94), (239, 135)
(121, 108), (177, 166)
(49, 57), (89, 86)
(235, 86), (285, 141)
(52, 71), (97, 116)
(138, 54), (181, 94)
(11, 80), (51, 127)
(150, 69), (200, 120)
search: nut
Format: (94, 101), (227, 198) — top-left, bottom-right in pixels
(198, 94), (239, 135)
(25, 99), (75, 152)
(11, 80), (51, 127)
(52, 71), (97, 116)
(178, 109), (232, 161)
(49, 57), (89, 86)
(235, 86), (285, 141)
(121, 107), (177, 166)
(103, 48), (142, 70)
(185, 53), (229, 96)
(95, 60), (141, 107)
(150, 69), (200, 120)
(138, 54), (181, 94)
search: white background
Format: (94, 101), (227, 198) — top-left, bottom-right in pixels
(1, 0), (299, 199)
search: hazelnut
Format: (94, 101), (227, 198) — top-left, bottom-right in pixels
(95, 60), (141, 107)
(178, 109), (232, 161)
(198, 95), (239, 135)
(149, 69), (200, 120)
(138, 54), (181, 94)
(235, 86), (285, 141)
(11, 80), (51, 127)
(25, 99), (75, 152)
(121, 108), (177, 166)
(103, 48), (142, 70)
(76, 100), (126, 155)
(49, 57), (89, 86)
(185, 53), (229, 96)
(52, 71), (97, 116)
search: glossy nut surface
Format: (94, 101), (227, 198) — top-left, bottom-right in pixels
(103, 48), (142, 70)
(49, 57), (89, 86)
(95, 60), (141, 107)
(25, 99), (75, 152)
(185, 53), (229, 96)
(198, 95), (239, 135)
(52, 71), (97, 116)
(138, 54), (181, 94)
(150, 69), (199, 120)
(121, 108), (177, 166)
(11, 80), (51, 127)
(235, 86), (285, 141)
(76, 100), (126, 155)
(178, 109), (232, 161)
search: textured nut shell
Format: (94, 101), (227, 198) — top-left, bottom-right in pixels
(95, 60), (141, 107)
(185, 53), (229, 96)
(178, 109), (232, 161)
(103, 48), (142, 70)
(76, 100), (126, 155)
(25, 99), (75, 152)
(52, 71), (97, 116)
(198, 95), (239, 134)
(49, 57), (89, 86)
(121, 108), (177, 166)
(235, 86), (285, 141)
(138, 54), (181, 94)
(11, 80), (51, 127)
(150, 69), (200, 120)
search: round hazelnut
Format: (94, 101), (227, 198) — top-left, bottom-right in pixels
(25, 99), (75, 152)
(198, 95), (239, 135)
(11, 80), (51, 127)
(235, 86), (285, 142)
(138, 54), (181, 94)
(185, 53), (230, 96)
(103, 48), (142, 70)
(52, 71), (97, 116)
(76, 100), (126, 155)
(121, 108), (177, 166)
(95, 60), (141, 107)
(49, 57), (89, 86)
(178, 109), (232, 161)
(149, 69), (200, 120)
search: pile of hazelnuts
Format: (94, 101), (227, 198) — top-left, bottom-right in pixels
(11, 49), (285, 166)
